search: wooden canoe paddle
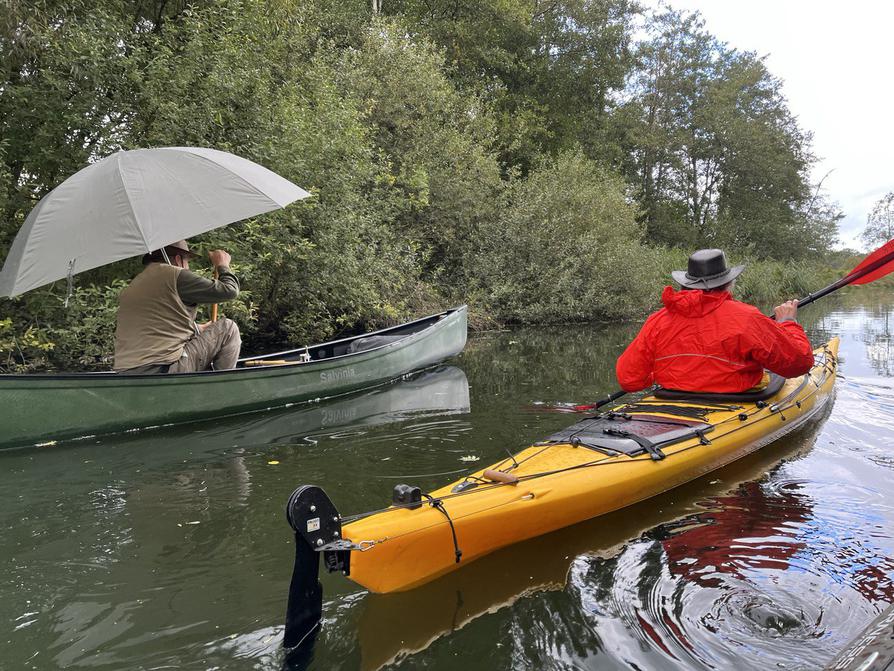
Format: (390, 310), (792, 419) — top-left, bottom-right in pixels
(210, 269), (219, 322)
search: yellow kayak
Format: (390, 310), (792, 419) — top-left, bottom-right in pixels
(282, 338), (838, 647)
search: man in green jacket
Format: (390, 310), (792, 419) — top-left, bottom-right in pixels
(114, 240), (241, 374)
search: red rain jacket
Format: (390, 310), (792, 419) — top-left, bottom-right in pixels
(616, 286), (815, 393)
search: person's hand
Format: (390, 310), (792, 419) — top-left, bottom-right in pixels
(774, 299), (799, 321)
(208, 249), (231, 268)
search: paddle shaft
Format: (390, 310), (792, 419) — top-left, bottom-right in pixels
(572, 389), (629, 413)
(211, 269), (219, 322)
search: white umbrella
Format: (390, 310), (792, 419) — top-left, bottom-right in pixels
(0, 147), (310, 298)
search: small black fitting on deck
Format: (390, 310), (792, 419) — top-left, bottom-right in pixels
(392, 483), (422, 509)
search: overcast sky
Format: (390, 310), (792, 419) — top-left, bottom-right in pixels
(644, 1), (894, 250)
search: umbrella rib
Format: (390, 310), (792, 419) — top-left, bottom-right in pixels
(178, 149), (285, 207)
(117, 151), (152, 252)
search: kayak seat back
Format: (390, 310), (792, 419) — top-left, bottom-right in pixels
(653, 373), (785, 403)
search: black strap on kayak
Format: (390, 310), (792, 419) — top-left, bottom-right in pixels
(614, 403), (739, 419)
(601, 427), (666, 461)
(604, 412), (709, 428)
(423, 494), (462, 563)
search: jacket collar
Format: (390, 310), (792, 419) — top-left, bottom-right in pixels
(661, 285), (732, 317)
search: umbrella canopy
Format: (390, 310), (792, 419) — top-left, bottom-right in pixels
(0, 147), (310, 298)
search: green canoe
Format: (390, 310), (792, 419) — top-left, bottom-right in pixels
(0, 305), (467, 450)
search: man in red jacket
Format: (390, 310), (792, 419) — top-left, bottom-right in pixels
(616, 249), (815, 393)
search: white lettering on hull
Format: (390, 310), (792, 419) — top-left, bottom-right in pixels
(320, 368), (358, 384)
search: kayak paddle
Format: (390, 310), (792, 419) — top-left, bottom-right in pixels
(790, 237), (894, 309)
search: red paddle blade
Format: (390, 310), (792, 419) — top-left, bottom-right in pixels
(848, 239), (894, 285)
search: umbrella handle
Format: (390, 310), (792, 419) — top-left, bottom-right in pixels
(211, 269), (219, 322)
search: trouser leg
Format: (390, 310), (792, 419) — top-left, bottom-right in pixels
(168, 318), (241, 373)
(211, 319), (241, 370)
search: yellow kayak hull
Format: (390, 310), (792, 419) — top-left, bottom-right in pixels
(342, 338), (839, 594)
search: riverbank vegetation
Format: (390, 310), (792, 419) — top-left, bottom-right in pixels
(0, 1), (846, 371)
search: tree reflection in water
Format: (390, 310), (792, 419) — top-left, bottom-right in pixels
(861, 308), (894, 377)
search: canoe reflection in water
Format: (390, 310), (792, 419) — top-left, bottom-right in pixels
(110, 364), (471, 457)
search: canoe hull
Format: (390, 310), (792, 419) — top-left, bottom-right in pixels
(0, 306), (467, 449)
(343, 338), (839, 594)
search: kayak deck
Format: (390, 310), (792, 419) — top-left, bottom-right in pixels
(340, 338), (839, 593)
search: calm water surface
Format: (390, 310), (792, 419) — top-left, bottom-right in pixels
(2, 295), (894, 670)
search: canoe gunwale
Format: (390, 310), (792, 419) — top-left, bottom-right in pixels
(241, 307), (459, 362)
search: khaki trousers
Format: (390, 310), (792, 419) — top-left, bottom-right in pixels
(168, 318), (242, 373)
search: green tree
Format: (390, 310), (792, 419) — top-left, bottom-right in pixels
(862, 192), (894, 247)
(382, 0), (638, 170)
(333, 19), (504, 288)
(618, 9), (827, 258)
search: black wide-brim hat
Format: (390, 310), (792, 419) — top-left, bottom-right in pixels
(671, 248), (745, 290)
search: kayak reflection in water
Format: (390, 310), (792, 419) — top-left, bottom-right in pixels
(659, 480), (894, 603)
(114, 240), (242, 374)
(616, 248), (814, 394)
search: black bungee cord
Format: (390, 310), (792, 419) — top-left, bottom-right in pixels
(423, 493), (462, 563)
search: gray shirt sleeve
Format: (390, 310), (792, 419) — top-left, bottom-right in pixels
(176, 266), (240, 305)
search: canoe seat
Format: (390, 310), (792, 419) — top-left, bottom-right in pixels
(346, 334), (406, 354)
(654, 373), (786, 403)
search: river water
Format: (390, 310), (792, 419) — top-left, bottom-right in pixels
(2, 295), (893, 670)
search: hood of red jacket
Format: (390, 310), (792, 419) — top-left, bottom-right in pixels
(661, 285), (731, 317)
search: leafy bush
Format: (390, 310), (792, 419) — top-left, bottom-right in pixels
(0, 281), (125, 372)
(474, 150), (662, 322)
(334, 20), (505, 288)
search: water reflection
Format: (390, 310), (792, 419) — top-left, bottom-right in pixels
(658, 480), (812, 586)
(0, 366), (471, 671)
(4, 301), (894, 671)
(122, 364), (471, 455)
(858, 309), (894, 377)
(576, 471), (894, 670)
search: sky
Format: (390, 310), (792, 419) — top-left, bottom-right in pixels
(644, 0), (894, 250)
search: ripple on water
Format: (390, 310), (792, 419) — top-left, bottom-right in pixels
(565, 474), (888, 670)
